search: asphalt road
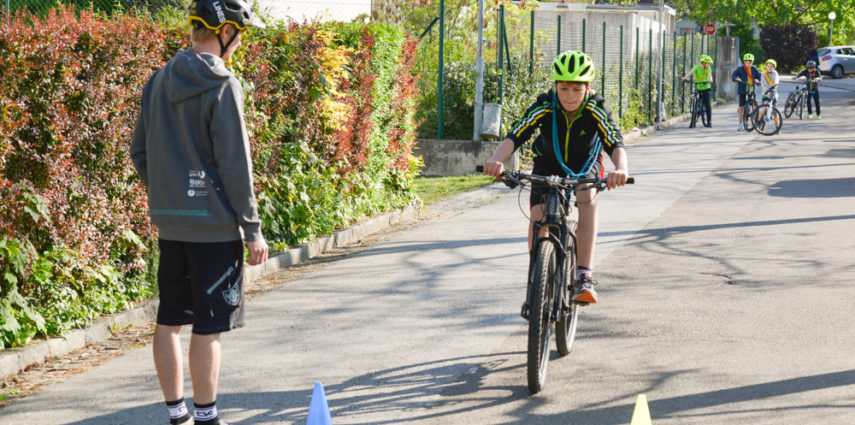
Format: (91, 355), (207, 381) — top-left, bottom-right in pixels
(1, 78), (853, 424)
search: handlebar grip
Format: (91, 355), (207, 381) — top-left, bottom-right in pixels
(626, 177), (635, 184)
(475, 165), (484, 172)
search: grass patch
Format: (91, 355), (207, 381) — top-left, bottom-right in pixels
(414, 174), (497, 205)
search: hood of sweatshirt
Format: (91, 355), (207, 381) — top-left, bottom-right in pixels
(164, 49), (232, 104)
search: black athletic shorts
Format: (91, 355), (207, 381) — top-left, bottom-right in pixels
(738, 93), (747, 106)
(529, 156), (604, 207)
(156, 239), (245, 335)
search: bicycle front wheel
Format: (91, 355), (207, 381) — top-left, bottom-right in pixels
(754, 107), (783, 136)
(798, 94), (804, 120)
(689, 96), (698, 128)
(556, 222), (578, 356)
(527, 240), (556, 394)
(743, 102), (756, 132)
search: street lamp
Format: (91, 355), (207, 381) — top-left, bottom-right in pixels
(829, 12), (836, 46)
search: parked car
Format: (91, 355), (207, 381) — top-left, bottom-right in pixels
(817, 46), (855, 78)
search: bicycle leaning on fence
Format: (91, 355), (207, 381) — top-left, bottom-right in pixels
(684, 80), (709, 128)
(476, 166), (633, 394)
(752, 86), (783, 136)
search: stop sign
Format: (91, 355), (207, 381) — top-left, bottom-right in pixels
(704, 23), (716, 35)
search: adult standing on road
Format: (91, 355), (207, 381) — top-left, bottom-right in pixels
(129, 1), (268, 424)
(804, 48), (819, 67)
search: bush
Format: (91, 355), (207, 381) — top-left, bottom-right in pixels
(760, 23), (817, 73)
(0, 8), (421, 348)
(237, 21), (420, 249)
(0, 7), (163, 347)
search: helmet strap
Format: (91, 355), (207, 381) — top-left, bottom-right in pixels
(217, 26), (240, 57)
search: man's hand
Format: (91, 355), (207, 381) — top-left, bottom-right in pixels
(606, 169), (629, 190)
(483, 160), (505, 178)
(246, 238), (269, 266)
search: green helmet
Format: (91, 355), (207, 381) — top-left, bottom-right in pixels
(743, 53), (754, 62)
(765, 58), (777, 68)
(700, 54), (713, 64)
(552, 50), (595, 82)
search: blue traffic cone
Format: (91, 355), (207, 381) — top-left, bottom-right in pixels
(306, 381), (332, 425)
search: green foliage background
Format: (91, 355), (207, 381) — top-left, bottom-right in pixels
(0, 6), (420, 348)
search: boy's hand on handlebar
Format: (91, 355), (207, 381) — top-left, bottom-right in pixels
(606, 169), (629, 190)
(483, 161), (505, 178)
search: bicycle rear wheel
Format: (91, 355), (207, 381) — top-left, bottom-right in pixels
(527, 240), (556, 394)
(700, 102), (709, 127)
(784, 93), (796, 118)
(556, 222), (578, 356)
(754, 107), (783, 136)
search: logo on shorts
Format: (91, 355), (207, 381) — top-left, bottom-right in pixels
(222, 286), (240, 306)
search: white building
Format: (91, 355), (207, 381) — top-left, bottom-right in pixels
(258, 0), (372, 22)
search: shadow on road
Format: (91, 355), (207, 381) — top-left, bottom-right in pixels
(65, 365), (855, 424)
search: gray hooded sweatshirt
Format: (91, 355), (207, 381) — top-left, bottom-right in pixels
(130, 48), (262, 243)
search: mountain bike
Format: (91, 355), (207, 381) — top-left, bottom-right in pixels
(742, 82), (759, 132)
(784, 83), (807, 120)
(684, 80), (709, 128)
(752, 87), (783, 136)
(476, 166), (634, 394)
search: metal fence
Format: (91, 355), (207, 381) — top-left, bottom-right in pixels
(522, 10), (727, 127)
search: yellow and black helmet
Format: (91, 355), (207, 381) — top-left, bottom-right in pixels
(189, 0), (266, 32)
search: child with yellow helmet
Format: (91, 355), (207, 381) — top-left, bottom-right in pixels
(682, 54), (715, 127)
(731, 53), (762, 130)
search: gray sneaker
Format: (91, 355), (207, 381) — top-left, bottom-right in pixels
(736, 124), (743, 131)
(573, 276), (599, 304)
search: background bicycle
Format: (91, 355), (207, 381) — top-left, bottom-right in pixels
(784, 83), (807, 120)
(684, 80), (709, 128)
(742, 83), (759, 132)
(752, 86), (783, 136)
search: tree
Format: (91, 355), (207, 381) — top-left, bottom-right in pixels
(759, 23), (818, 72)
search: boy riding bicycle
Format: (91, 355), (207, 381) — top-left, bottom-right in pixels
(681, 54), (714, 127)
(731, 53), (762, 131)
(482, 50), (629, 304)
(797, 60), (822, 119)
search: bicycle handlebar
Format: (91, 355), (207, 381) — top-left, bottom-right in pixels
(475, 166), (635, 190)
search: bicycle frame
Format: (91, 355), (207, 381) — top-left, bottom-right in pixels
(527, 186), (576, 322)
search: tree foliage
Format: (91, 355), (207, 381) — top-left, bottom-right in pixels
(682, 0), (854, 45)
(759, 23), (818, 72)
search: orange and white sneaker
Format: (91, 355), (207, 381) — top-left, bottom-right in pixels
(573, 276), (599, 304)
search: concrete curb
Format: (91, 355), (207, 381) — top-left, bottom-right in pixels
(0, 101), (733, 382)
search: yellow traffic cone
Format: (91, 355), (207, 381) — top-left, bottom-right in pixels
(630, 394), (651, 425)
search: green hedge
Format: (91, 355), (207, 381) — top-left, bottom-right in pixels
(0, 8), (420, 348)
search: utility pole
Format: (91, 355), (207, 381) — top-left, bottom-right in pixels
(656, 0), (664, 126)
(473, 0), (485, 141)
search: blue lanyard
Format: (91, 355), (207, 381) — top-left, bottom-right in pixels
(551, 94), (602, 178)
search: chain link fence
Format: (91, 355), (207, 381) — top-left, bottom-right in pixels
(524, 9), (728, 128)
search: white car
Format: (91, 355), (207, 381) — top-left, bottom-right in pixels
(817, 46), (855, 78)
